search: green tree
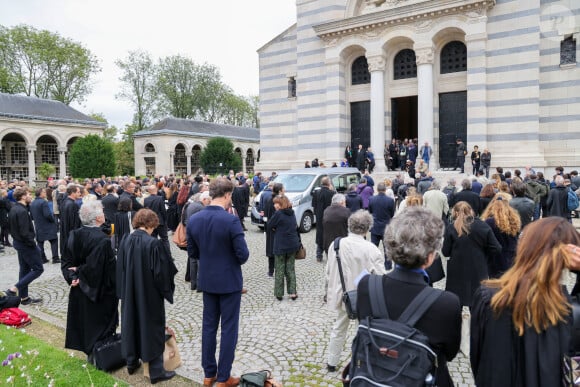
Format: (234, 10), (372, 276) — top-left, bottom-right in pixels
(115, 50), (157, 130)
(89, 113), (117, 141)
(0, 24), (100, 104)
(156, 55), (197, 119)
(200, 137), (241, 175)
(113, 123), (138, 176)
(68, 134), (116, 178)
(37, 163), (56, 180)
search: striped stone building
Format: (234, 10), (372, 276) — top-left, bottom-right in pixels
(258, 0), (579, 172)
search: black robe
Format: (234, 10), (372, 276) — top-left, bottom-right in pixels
(116, 229), (177, 362)
(114, 210), (134, 250)
(62, 226), (118, 355)
(471, 286), (571, 387)
(59, 197), (81, 259)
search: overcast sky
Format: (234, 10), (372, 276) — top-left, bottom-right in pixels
(0, 0), (296, 129)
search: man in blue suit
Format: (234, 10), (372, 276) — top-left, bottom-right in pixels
(187, 177), (249, 387)
(368, 182), (396, 269)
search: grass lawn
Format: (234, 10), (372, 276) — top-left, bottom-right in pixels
(0, 325), (127, 386)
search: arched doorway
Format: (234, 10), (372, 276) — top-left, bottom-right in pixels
(36, 135), (60, 179)
(174, 144), (187, 176)
(1, 132), (28, 181)
(246, 149), (255, 174)
(66, 137), (80, 177)
(144, 143), (156, 176)
(191, 145), (202, 174)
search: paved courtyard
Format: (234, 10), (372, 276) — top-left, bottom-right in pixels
(0, 220), (482, 386)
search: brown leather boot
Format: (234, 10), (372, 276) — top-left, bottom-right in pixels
(216, 376), (240, 387)
(203, 376), (217, 386)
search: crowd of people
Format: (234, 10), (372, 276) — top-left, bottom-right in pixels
(3, 159), (580, 386)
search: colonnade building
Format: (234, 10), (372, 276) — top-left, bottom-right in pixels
(133, 118), (260, 177)
(257, 0), (579, 172)
(0, 93), (105, 185)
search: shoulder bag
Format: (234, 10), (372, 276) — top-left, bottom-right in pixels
(334, 237), (357, 320)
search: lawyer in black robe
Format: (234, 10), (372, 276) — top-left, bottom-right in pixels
(116, 209), (178, 381)
(62, 201), (118, 355)
(59, 186), (82, 260)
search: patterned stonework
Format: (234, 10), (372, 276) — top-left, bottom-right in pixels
(415, 47), (434, 65)
(367, 55), (387, 71)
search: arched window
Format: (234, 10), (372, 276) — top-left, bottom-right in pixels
(145, 143), (155, 152)
(351, 56), (370, 85)
(191, 145), (202, 174)
(440, 41), (467, 74)
(393, 49), (417, 80)
(174, 144), (187, 175)
(246, 149), (254, 174)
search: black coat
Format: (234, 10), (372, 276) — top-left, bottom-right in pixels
(101, 194), (119, 224)
(63, 226), (118, 355)
(29, 197), (57, 241)
(267, 208), (300, 255)
(357, 270), (461, 387)
(322, 204), (350, 254)
(442, 218), (502, 307)
(59, 197), (81, 259)
(312, 186), (335, 247)
(263, 192), (276, 257)
(114, 211), (135, 250)
(547, 186), (570, 219)
(232, 184), (250, 219)
(144, 194), (167, 225)
(368, 193), (395, 237)
(450, 189), (481, 215)
(116, 229), (177, 362)
(0, 197), (11, 227)
(166, 192), (179, 231)
(345, 191), (362, 213)
(484, 217), (517, 278)
(471, 286), (571, 387)
(8, 202), (36, 246)
(120, 191), (142, 211)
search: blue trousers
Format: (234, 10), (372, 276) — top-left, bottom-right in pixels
(13, 239), (44, 299)
(202, 291), (241, 382)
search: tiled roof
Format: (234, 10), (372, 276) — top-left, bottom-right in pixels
(0, 93), (104, 126)
(135, 117), (259, 142)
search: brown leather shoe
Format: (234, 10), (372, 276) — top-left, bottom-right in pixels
(241, 288), (248, 294)
(203, 376), (217, 386)
(216, 376), (240, 387)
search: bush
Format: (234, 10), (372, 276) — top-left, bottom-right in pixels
(200, 137), (242, 175)
(68, 134), (116, 178)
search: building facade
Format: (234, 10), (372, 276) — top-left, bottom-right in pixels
(258, 0), (579, 172)
(133, 118), (259, 176)
(0, 93), (105, 185)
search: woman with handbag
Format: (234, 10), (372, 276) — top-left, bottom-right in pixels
(267, 194), (300, 301)
(471, 217), (580, 386)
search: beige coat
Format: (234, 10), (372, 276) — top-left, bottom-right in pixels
(325, 233), (386, 311)
(423, 189), (450, 218)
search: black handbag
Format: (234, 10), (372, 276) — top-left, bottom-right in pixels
(91, 333), (125, 371)
(334, 237), (357, 320)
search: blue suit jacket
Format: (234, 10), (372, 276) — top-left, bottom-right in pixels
(186, 205), (249, 293)
(368, 193), (395, 236)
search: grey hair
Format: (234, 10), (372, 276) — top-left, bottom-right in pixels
(348, 210), (373, 235)
(461, 179), (472, 190)
(430, 180), (441, 190)
(78, 200), (104, 226)
(385, 207), (444, 269)
(377, 183), (386, 192)
(191, 192), (202, 202)
(555, 175), (565, 186)
(332, 193), (346, 205)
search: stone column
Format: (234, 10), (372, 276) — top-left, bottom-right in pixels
(368, 54), (386, 172)
(185, 151), (192, 176)
(169, 152), (175, 175)
(415, 46), (436, 169)
(58, 146), (67, 179)
(27, 145), (37, 186)
(242, 151), (247, 174)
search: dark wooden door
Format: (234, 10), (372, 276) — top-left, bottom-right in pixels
(350, 101), (370, 149)
(439, 91), (467, 169)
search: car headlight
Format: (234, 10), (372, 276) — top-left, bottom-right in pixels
(292, 196), (302, 208)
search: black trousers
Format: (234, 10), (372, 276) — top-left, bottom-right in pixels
(38, 239), (58, 260)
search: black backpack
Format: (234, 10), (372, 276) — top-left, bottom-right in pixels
(348, 275), (441, 387)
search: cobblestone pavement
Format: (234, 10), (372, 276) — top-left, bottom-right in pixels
(0, 223), (483, 387)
